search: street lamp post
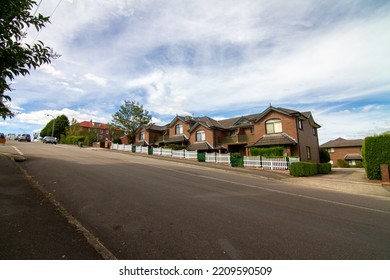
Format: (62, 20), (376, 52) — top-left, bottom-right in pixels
(46, 114), (55, 137)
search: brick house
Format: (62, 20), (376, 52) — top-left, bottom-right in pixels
(135, 106), (321, 162)
(78, 120), (121, 142)
(320, 138), (363, 167)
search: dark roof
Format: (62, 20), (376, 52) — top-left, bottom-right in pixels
(344, 154), (363, 160)
(248, 133), (298, 147)
(160, 135), (188, 144)
(148, 123), (167, 131)
(187, 142), (214, 151)
(189, 116), (225, 132)
(214, 106), (320, 129)
(320, 138), (363, 148)
(134, 140), (149, 146)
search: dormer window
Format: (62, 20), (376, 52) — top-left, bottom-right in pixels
(196, 130), (205, 141)
(175, 124), (183, 135)
(266, 119), (282, 134)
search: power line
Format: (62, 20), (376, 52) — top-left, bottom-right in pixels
(32, 0), (64, 43)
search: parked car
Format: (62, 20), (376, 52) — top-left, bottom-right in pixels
(43, 136), (57, 144)
(18, 134), (31, 142)
(0, 133), (5, 144)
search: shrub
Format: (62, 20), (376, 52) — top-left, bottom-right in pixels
(363, 134), (390, 180)
(337, 159), (349, 168)
(230, 153), (244, 167)
(317, 163), (332, 174)
(165, 144), (187, 150)
(63, 135), (84, 145)
(289, 162), (318, 177)
(197, 152), (205, 162)
(319, 149), (331, 163)
(250, 146), (284, 157)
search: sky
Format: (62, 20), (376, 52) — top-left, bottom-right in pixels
(1, 0), (390, 144)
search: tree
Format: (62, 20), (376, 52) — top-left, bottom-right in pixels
(40, 115), (69, 139)
(319, 148), (331, 163)
(1, 0), (57, 119)
(111, 100), (152, 143)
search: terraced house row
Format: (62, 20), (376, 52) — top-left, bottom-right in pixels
(135, 106), (321, 163)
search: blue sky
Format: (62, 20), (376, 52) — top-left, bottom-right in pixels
(1, 0), (389, 143)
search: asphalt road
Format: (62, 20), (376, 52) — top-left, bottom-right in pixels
(8, 142), (390, 259)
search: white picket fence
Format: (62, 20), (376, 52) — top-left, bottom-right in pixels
(244, 156), (300, 170)
(112, 144), (299, 170)
(185, 151), (198, 160)
(161, 148), (172, 157)
(206, 153), (230, 164)
(111, 144), (132, 151)
(244, 156), (262, 168)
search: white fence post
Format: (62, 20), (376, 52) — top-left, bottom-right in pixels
(185, 150), (197, 160)
(153, 147), (162, 155)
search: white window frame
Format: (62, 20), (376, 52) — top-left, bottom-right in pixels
(175, 124), (183, 135)
(196, 130), (205, 142)
(266, 119), (282, 134)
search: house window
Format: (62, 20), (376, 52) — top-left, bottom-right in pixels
(327, 148), (334, 153)
(266, 119), (282, 134)
(100, 129), (103, 134)
(106, 130), (109, 135)
(312, 128), (317, 136)
(175, 124), (183, 135)
(250, 127), (254, 134)
(196, 130), (205, 142)
(306, 146), (311, 160)
(298, 119), (303, 130)
(139, 131), (144, 140)
(230, 130), (236, 136)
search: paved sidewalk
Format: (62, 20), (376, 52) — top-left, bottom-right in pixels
(0, 154), (104, 260)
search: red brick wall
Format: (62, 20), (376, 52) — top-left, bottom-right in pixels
(329, 146), (362, 167)
(189, 127), (215, 145)
(168, 119), (191, 139)
(254, 112), (298, 140)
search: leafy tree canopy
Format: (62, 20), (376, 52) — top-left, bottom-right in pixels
(111, 100), (152, 142)
(1, 0), (57, 119)
(40, 114), (69, 139)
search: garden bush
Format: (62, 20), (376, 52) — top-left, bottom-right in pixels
(289, 162), (318, 177)
(230, 153), (244, 167)
(363, 134), (390, 180)
(317, 163), (332, 174)
(63, 135), (84, 145)
(319, 149), (330, 163)
(337, 159), (349, 168)
(250, 146), (284, 157)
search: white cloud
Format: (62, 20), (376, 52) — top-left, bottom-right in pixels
(84, 73), (108, 87)
(3, 0), (389, 141)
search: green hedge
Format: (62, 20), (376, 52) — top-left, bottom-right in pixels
(250, 146), (284, 157)
(317, 163), (332, 174)
(63, 135), (84, 145)
(289, 162), (318, 177)
(290, 162), (332, 177)
(230, 153), (244, 167)
(363, 134), (390, 180)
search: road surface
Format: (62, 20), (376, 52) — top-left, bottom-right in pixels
(6, 141), (390, 259)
